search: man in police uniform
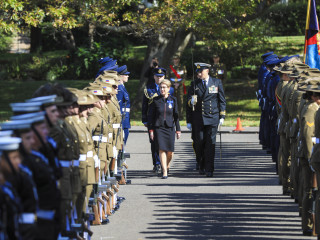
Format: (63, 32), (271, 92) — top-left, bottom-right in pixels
(210, 54), (227, 83)
(168, 55), (187, 119)
(187, 63), (226, 177)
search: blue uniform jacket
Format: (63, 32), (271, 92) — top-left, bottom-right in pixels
(117, 84), (131, 129)
(142, 82), (174, 124)
(186, 77), (226, 126)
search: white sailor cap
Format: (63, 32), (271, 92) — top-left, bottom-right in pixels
(194, 62), (211, 71)
(0, 119), (33, 131)
(26, 94), (62, 106)
(0, 137), (21, 152)
(0, 131), (13, 137)
(10, 102), (42, 113)
(11, 111), (46, 124)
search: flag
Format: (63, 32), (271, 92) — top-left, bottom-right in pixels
(304, 0), (320, 69)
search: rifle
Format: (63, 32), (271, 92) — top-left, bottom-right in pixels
(107, 177), (120, 211)
(191, 46), (196, 112)
(312, 172), (318, 236)
(117, 101), (131, 184)
(111, 103), (125, 177)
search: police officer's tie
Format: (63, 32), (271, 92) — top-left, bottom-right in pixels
(202, 80), (207, 89)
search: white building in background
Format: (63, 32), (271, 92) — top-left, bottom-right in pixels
(10, 35), (30, 54)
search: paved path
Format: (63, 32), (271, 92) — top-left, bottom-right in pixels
(91, 131), (315, 240)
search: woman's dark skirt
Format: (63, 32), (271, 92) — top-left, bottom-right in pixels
(155, 126), (175, 152)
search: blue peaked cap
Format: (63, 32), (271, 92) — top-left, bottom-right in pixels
(267, 56), (289, 66)
(264, 54), (278, 63)
(261, 51), (274, 59)
(98, 56), (113, 64)
(288, 54), (300, 60)
(96, 59), (118, 78)
(116, 65), (127, 74)
(116, 65), (131, 75)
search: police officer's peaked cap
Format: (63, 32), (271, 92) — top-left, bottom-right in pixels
(194, 63), (211, 72)
(116, 65), (127, 74)
(96, 60), (118, 78)
(10, 102), (42, 114)
(261, 51), (274, 59)
(120, 68), (130, 75)
(26, 95), (63, 107)
(0, 137), (21, 152)
(98, 56), (113, 65)
(0, 131), (13, 137)
(263, 54), (278, 63)
(11, 111), (46, 124)
(153, 68), (166, 76)
(117, 65), (130, 75)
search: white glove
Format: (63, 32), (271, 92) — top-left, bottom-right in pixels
(190, 95), (197, 105)
(93, 155), (99, 168)
(187, 123), (192, 130)
(113, 146), (118, 158)
(219, 118), (224, 126)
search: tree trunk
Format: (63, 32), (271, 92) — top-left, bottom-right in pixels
(59, 30), (76, 51)
(30, 27), (42, 53)
(131, 29), (193, 112)
(88, 22), (96, 49)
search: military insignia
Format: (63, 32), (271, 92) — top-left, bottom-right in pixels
(158, 69), (161, 73)
(307, 121), (314, 127)
(197, 65), (200, 69)
(218, 70), (224, 74)
(209, 86), (218, 94)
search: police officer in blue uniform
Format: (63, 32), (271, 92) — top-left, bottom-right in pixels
(142, 67), (174, 173)
(116, 65), (131, 145)
(186, 63), (226, 177)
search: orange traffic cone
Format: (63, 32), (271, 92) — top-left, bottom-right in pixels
(233, 117), (244, 132)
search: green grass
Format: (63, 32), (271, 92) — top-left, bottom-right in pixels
(266, 35), (305, 56)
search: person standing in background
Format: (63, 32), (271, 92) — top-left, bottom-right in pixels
(168, 55), (187, 119)
(210, 54), (227, 84)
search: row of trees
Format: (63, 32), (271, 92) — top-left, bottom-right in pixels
(1, 0), (282, 107)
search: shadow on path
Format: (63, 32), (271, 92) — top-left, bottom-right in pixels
(129, 142), (312, 240)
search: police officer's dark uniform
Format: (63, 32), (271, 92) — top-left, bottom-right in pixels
(187, 63), (226, 177)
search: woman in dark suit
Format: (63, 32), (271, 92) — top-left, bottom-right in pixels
(149, 79), (181, 179)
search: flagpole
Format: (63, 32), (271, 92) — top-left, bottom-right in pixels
(304, 0), (311, 63)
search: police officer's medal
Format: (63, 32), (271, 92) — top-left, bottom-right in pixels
(209, 85), (218, 94)
(168, 100), (173, 109)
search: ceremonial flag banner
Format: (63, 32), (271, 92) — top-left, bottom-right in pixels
(304, 0), (320, 69)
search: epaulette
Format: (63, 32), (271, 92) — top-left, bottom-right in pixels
(144, 87), (158, 100)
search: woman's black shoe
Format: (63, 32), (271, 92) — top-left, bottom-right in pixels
(161, 176), (168, 179)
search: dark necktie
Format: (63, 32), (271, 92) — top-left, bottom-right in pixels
(202, 80), (207, 88)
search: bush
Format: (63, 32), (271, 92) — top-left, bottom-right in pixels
(262, 2), (308, 36)
(0, 32), (13, 53)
